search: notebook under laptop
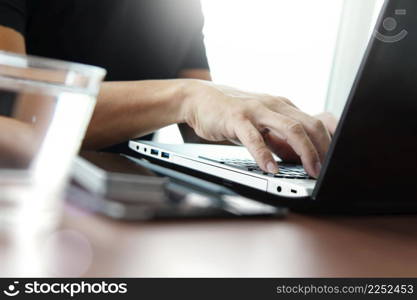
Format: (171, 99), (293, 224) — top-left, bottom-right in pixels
(129, 0), (417, 213)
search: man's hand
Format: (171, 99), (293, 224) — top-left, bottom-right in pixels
(262, 112), (339, 166)
(314, 112), (338, 136)
(182, 80), (332, 178)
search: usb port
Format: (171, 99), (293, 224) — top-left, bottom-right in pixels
(150, 149), (159, 156)
(291, 189), (297, 194)
(161, 152), (170, 159)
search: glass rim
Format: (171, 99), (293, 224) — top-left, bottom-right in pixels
(0, 50), (106, 95)
(0, 50), (107, 78)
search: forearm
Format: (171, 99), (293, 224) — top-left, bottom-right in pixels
(83, 79), (190, 149)
(0, 26), (26, 54)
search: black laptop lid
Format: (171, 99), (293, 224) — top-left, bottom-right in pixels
(314, 0), (417, 209)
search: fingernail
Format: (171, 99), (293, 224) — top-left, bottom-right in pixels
(267, 161), (278, 174)
(315, 162), (322, 177)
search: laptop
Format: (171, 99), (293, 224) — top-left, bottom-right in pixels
(129, 0), (417, 213)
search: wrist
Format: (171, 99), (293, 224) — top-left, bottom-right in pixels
(177, 79), (202, 126)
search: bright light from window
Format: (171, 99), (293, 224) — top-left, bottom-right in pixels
(201, 0), (344, 115)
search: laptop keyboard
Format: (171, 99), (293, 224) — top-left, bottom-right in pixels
(199, 157), (311, 179)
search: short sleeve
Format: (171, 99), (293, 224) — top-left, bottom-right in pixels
(180, 1), (210, 70)
(0, 0), (27, 35)
(181, 30), (210, 70)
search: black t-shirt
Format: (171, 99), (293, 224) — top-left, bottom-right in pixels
(0, 0), (209, 145)
(0, 0), (209, 81)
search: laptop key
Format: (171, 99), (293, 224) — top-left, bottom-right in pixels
(199, 156), (310, 178)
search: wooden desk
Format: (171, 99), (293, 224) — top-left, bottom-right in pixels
(58, 204), (417, 277)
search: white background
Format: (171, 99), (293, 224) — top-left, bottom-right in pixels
(202, 0), (343, 115)
(156, 0), (383, 143)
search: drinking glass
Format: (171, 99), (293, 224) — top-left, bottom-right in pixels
(0, 51), (106, 275)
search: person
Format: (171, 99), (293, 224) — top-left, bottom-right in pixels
(0, 0), (336, 178)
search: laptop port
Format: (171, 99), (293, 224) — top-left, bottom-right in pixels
(291, 189), (297, 194)
(277, 186), (282, 193)
(150, 149), (159, 156)
(136, 145), (140, 150)
(161, 152), (170, 159)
